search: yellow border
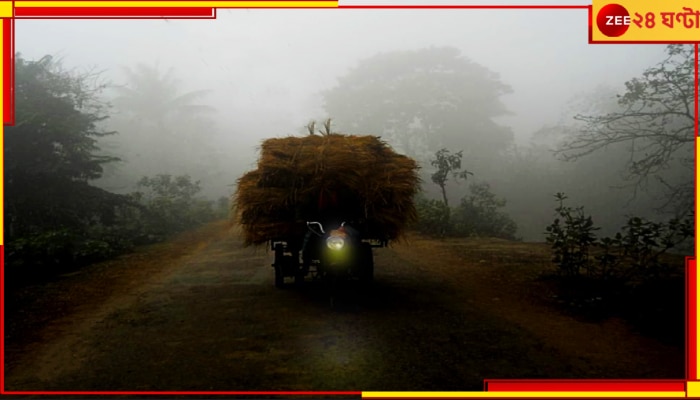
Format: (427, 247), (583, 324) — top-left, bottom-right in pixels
(0, 2), (11, 18)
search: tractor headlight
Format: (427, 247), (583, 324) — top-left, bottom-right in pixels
(326, 236), (345, 251)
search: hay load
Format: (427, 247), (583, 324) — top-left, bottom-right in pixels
(233, 133), (420, 246)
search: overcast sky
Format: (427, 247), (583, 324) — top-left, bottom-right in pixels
(15, 7), (667, 149)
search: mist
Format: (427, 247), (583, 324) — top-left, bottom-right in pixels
(6, 7), (693, 390)
(14, 9), (679, 241)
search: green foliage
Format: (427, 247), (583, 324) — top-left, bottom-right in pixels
(544, 193), (691, 344)
(591, 216), (693, 284)
(415, 182), (518, 240)
(414, 195), (451, 237)
(4, 55), (228, 281)
(7, 174), (220, 278)
(544, 193), (599, 277)
(451, 182), (518, 240)
(7, 54), (117, 182)
(430, 148), (473, 207)
(133, 174), (218, 238)
(545, 192), (692, 283)
(5, 54), (131, 274)
(422, 147), (516, 239)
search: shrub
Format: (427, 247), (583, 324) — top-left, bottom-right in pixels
(134, 174), (218, 236)
(544, 193), (599, 277)
(544, 193), (691, 345)
(451, 182), (518, 240)
(414, 194), (451, 237)
(414, 183), (518, 240)
(545, 192), (692, 282)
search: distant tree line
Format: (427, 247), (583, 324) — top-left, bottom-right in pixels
(322, 44), (694, 242)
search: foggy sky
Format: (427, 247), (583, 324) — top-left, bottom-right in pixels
(16, 6), (667, 155)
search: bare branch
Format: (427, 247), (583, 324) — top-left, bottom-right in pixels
(554, 45), (694, 217)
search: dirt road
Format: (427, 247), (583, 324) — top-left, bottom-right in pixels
(4, 221), (685, 392)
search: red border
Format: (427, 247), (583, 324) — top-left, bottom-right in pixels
(1, 3), (699, 397)
(14, 7), (216, 18)
(484, 380), (686, 392)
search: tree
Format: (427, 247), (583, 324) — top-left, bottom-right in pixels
(112, 63), (214, 127)
(556, 45), (695, 218)
(6, 54), (132, 269)
(6, 55), (123, 233)
(97, 64), (225, 197)
(322, 47), (514, 168)
(7, 55), (115, 182)
(430, 148), (473, 207)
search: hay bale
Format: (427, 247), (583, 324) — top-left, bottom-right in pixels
(233, 133), (420, 246)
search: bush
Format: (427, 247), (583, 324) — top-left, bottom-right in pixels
(544, 192), (691, 344)
(451, 182), (518, 240)
(134, 174), (218, 237)
(6, 174), (224, 282)
(545, 192), (692, 283)
(415, 182), (518, 240)
(544, 193), (599, 277)
(414, 194), (451, 237)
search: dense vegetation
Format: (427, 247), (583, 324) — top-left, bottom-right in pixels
(544, 193), (691, 345)
(5, 55), (227, 282)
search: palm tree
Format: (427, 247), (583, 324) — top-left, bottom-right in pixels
(96, 63), (221, 193)
(112, 63), (215, 131)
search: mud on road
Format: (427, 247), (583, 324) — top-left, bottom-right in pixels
(4, 221), (685, 392)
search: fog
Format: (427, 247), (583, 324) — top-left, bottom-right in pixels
(16, 8), (666, 139)
(14, 8), (681, 241)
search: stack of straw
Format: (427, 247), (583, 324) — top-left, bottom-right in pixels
(233, 133), (420, 246)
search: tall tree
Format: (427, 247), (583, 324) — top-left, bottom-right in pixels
(97, 64), (224, 196)
(322, 47), (514, 169)
(112, 63), (214, 128)
(556, 45), (695, 218)
(6, 54), (124, 241)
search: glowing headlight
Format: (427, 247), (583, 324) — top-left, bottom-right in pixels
(326, 236), (345, 250)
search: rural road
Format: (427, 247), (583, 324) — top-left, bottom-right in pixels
(4, 221), (685, 392)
